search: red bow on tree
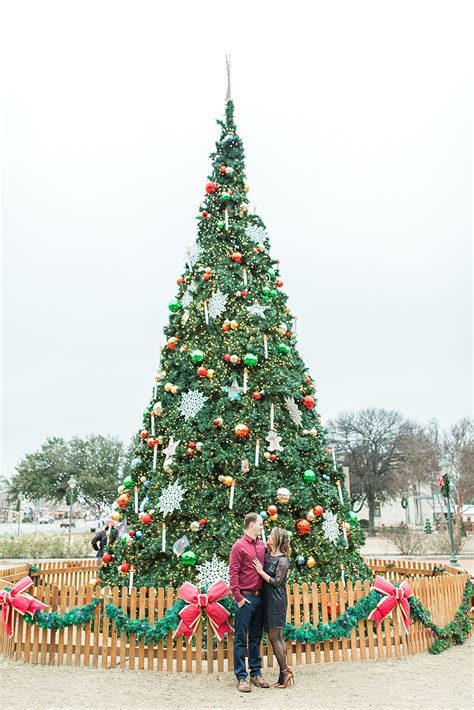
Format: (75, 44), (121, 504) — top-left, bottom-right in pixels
(368, 575), (414, 632)
(173, 579), (234, 643)
(0, 576), (47, 638)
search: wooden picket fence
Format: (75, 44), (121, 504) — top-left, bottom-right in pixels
(0, 558), (471, 672)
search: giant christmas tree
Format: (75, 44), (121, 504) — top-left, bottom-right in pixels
(100, 87), (371, 591)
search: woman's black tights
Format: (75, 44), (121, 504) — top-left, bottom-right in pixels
(268, 627), (287, 683)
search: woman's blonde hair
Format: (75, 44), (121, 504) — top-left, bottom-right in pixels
(268, 527), (291, 557)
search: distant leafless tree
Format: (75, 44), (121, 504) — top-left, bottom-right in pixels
(327, 408), (437, 531)
(428, 417), (474, 508)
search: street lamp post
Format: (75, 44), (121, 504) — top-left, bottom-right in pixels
(439, 458), (459, 567)
(17, 493), (23, 536)
(67, 475), (77, 553)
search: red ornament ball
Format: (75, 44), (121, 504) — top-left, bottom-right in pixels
(296, 519), (311, 535)
(201, 210), (211, 220)
(277, 280), (283, 287)
(140, 430), (148, 439)
(102, 553), (112, 564)
(197, 366), (208, 377)
(199, 518), (207, 527)
(219, 165), (227, 174)
(234, 423), (250, 439)
(252, 391), (262, 400)
(213, 417), (223, 427)
(241, 290), (248, 297)
(117, 494), (130, 509)
(303, 395), (315, 409)
(120, 562), (130, 573)
(205, 181), (218, 194)
(269, 454), (277, 462)
(141, 513), (152, 526)
(313, 505), (324, 517)
(187, 447), (195, 457)
(128, 530), (135, 537)
(203, 272), (212, 281)
(267, 505), (278, 516)
(176, 277), (185, 285)
(230, 251), (243, 263)
(147, 438), (155, 448)
(224, 353), (231, 363)
(167, 336), (179, 350)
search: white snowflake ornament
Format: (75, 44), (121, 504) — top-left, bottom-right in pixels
(180, 390), (208, 420)
(245, 225), (268, 244)
(246, 301), (270, 318)
(207, 289), (228, 319)
(196, 554), (230, 589)
(185, 244), (202, 269)
(157, 479), (186, 517)
(284, 397), (303, 428)
(265, 430), (284, 452)
(181, 281), (197, 308)
(322, 510), (340, 545)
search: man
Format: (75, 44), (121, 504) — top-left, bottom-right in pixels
(229, 512), (270, 693)
(90, 524), (110, 559)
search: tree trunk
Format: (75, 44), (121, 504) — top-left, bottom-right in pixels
(367, 496), (376, 534)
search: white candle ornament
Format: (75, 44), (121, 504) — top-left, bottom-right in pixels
(229, 481), (235, 509)
(332, 446), (337, 471)
(243, 268), (248, 287)
(224, 208), (229, 230)
(204, 300), (209, 325)
(128, 566), (134, 595)
(152, 444), (158, 470)
(243, 368), (248, 393)
(263, 334), (268, 359)
(270, 403), (275, 431)
(134, 486), (139, 514)
(255, 439), (260, 467)
(161, 522), (167, 552)
(336, 479), (344, 504)
(151, 414), (155, 436)
(340, 563), (345, 587)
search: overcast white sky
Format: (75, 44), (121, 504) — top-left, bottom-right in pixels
(1, 1), (472, 478)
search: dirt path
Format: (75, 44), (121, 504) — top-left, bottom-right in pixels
(1, 638), (473, 710)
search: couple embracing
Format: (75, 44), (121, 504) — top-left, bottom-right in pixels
(229, 512), (294, 693)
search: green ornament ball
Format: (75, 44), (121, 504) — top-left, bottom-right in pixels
(217, 221), (225, 229)
(261, 286), (271, 297)
(168, 299), (182, 313)
(278, 343), (291, 356)
(220, 192), (231, 202)
(303, 469), (316, 483)
(243, 352), (258, 367)
(269, 289), (278, 299)
(268, 269), (276, 278)
(190, 349), (205, 364)
(181, 550), (197, 566)
(123, 476), (134, 488)
(348, 511), (358, 524)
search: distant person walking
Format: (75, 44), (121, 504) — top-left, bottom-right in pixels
(90, 525), (109, 559)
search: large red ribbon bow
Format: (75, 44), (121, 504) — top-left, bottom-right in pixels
(0, 576), (47, 638)
(174, 579), (234, 643)
(368, 575), (414, 632)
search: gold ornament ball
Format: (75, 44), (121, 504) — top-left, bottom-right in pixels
(117, 485), (124, 494)
(111, 512), (121, 522)
(263, 451), (271, 460)
(153, 402), (163, 416)
(276, 487), (291, 504)
(164, 382), (173, 392)
(207, 369), (215, 378)
(190, 521), (200, 532)
(230, 320), (239, 330)
(306, 511), (315, 522)
(244, 184), (250, 193)
(222, 475), (234, 487)
(268, 513), (278, 522)
(306, 556), (316, 568)
(171, 385), (179, 394)
(195, 441), (203, 451)
(230, 354), (239, 364)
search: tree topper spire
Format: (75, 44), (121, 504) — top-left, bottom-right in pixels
(225, 54), (232, 101)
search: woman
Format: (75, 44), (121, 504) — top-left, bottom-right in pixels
(252, 527), (294, 688)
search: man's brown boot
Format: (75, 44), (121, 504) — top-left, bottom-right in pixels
(250, 675), (270, 688)
(237, 678), (251, 693)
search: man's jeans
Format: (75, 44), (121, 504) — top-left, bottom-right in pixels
(233, 594), (263, 680)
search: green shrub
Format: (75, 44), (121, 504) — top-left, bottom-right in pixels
(0, 532), (93, 559)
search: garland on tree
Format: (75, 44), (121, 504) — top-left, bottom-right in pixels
(21, 579), (472, 655)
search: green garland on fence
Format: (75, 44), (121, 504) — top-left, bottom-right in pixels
(24, 598), (102, 630)
(22, 580), (472, 656)
(409, 578), (472, 655)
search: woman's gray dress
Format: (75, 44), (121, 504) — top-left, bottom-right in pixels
(262, 552), (289, 629)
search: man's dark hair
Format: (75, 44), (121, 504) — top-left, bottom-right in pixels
(244, 512), (260, 529)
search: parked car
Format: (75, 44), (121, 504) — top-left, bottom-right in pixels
(39, 516), (55, 524)
(59, 520), (76, 528)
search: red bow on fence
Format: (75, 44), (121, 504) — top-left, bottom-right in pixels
(0, 576), (47, 638)
(368, 575), (414, 632)
(174, 579), (234, 643)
